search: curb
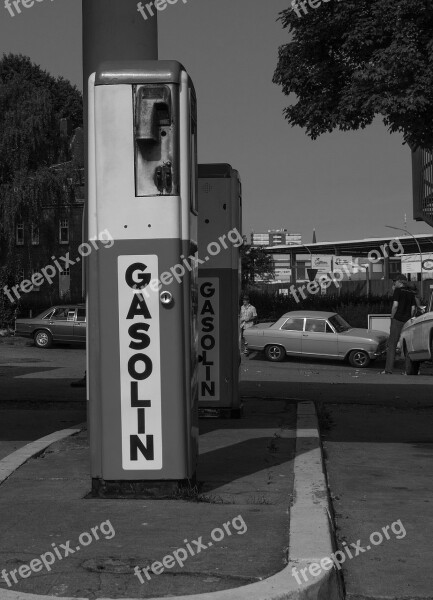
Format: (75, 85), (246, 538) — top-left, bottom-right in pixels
(0, 402), (342, 600)
(0, 428), (81, 486)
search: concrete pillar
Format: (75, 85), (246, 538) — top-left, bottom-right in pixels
(82, 0), (159, 298)
(384, 256), (390, 280)
(83, 0), (158, 86)
(290, 251), (297, 284)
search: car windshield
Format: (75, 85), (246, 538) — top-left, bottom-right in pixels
(329, 314), (351, 333)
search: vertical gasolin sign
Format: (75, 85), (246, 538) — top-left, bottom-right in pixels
(198, 164), (242, 417)
(198, 278), (219, 401)
(88, 61), (198, 495)
(118, 257), (162, 470)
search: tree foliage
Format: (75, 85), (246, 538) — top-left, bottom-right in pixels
(273, 0), (433, 149)
(0, 53), (83, 253)
(241, 245), (275, 285)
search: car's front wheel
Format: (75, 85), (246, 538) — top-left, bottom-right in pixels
(348, 349), (370, 368)
(404, 351), (420, 375)
(34, 330), (52, 349)
(264, 344), (286, 362)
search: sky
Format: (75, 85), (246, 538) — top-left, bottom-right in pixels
(0, 0), (431, 244)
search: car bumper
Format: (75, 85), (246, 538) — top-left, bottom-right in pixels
(371, 348), (387, 358)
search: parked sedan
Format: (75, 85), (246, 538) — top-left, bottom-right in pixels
(244, 310), (388, 368)
(15, 305), (86, 348)
(400, 294), (433, 375)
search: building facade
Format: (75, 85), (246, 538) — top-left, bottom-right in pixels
(251, 229), (302, 247)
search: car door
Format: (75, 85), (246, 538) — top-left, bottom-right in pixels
(407, 311), (433, 359)
(73, 307), (86, 342)
(271, 316), (304, 354)
(301, 318), (339, 357)
(48, 307), (75, 342)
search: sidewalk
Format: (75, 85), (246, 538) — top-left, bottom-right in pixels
(0, 399), (303, 599)
(320, 403), (433, 599)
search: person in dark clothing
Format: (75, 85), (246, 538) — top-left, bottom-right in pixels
(381, 274), (416, 374)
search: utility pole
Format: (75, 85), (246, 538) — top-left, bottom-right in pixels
(83, 0), (158, 88)
(82, 0), (159, 296)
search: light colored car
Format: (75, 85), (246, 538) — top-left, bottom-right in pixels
(401, 294), (433, 375)
(15, 305), (86, 348)
(244, 310), (388, 368)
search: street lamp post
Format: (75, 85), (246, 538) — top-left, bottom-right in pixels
(385, 225), (423, 299)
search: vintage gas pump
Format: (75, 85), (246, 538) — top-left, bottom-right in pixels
(198, 164), (242, 418)
(88, 61), (198, 496)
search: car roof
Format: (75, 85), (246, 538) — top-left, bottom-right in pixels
(280, 310), (337, 319)
(43, 305), (84, 311)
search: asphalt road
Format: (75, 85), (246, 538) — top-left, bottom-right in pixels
(240, 350), (433, 599)
(240, 351), (433, 407)
(0, 342), (86, 405)
(0, 343), (432, 597)
(321, 403), (433, 600)
(0, 342), (86, 459)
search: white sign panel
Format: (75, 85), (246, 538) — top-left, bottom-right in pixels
(333, 256), (353, 270)
(401, 253), (433, 274)
(311, 255), (332, 275)
(198, 278), (220, 402)
(118, 255), (162, 470)
(368, 314), (391, 335)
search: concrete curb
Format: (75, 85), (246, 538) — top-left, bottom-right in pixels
(0, 428), (81, 486)
(0, 402), (342, 600)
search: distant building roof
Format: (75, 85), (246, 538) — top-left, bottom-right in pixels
(266, 234), (433, 256)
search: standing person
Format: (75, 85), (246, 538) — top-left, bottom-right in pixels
(381, 274), (416, 374)
(240, 295), (257, 356)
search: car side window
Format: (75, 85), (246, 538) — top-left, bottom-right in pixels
(326, 322), (334, 333)
(281, 317), (304, 331)
(305, 319), (327, 333)
(77, 308), (86, 322)
(51, 307), (69, 321)
(43, 310), (54, 320)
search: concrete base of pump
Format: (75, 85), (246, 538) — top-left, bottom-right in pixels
(90, 475), (197, 499)
(198, 404), (244, 419)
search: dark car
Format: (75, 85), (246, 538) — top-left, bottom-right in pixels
(15, 305), (86, 348)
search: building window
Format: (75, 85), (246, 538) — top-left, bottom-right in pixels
(389, 260), (401, 274)
(31, 224), (40, 246)
(296, 264), (307, 281)
(59, 219), (69, 244)
(16, 223), (24, 246)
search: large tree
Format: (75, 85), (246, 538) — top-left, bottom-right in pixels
(0, 54), (82, 324)
(273, 0), (433, 149)
(241, 245), (275, 286)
